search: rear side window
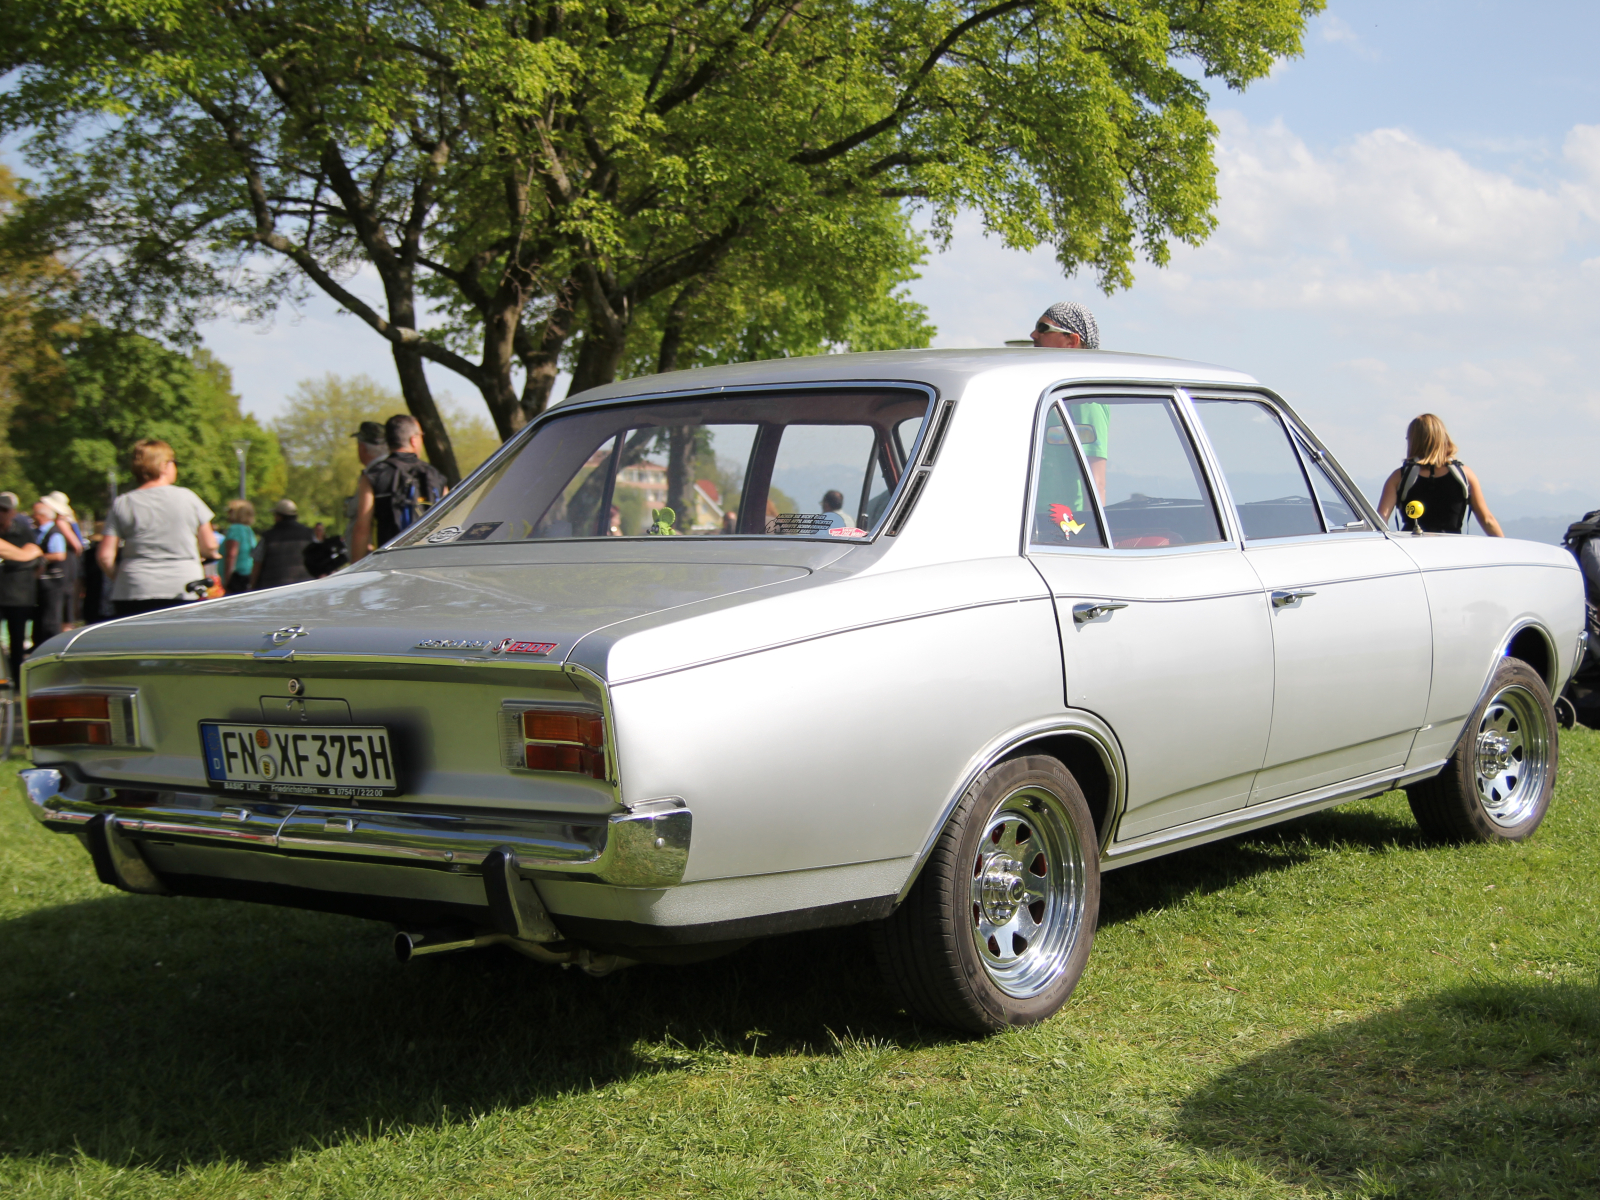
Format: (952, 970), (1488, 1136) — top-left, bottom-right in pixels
(1030, 405), (1107, 548)
(1037, 394), (1225, 549)
(391, 389), (932, 546)
(1192, 400), (1322, 540)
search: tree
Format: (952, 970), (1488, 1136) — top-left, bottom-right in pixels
(272, 373), (501, 527)
(1, 0), (1322, 452)
(0, 163), (68, 501)
(9, 328), (286, 521)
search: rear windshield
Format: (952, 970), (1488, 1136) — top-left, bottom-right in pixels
(391, 388), (933, 548)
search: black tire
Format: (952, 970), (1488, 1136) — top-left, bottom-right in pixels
(1407, 657), (1557, 843)
(871, 756), (1099, 1034)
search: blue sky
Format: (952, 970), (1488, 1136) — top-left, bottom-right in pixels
(127, 3), (1600, 531)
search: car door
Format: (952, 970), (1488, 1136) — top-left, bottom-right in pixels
(1187, 393), (1433, 803)
(1026, 391), (1275, 841)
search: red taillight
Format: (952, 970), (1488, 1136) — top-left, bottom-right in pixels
(518, 707), (606, 780)
(523, 710), (603, 747)
(524, 743), (607, 778)
(28, 693), (114, 746)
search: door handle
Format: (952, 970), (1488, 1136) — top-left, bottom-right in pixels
(1271, 589), (1317, 609)
(1072, 601), (1129, 625)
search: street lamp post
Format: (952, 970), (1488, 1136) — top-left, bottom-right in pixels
(232, 440), (251, 502)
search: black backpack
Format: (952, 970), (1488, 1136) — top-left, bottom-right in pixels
(1395, 458), (1469, 531)
(367, 454), (446, 540)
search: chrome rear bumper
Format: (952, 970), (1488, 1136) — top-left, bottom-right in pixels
(18, 768), (690, 888)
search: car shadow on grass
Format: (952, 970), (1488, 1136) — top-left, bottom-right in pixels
(1174, 977), (1600, 1198)
(1101, 792), (1428, 927)
(0, 888), (938, 1171)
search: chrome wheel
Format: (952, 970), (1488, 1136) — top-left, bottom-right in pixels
(1473, 684), (1551, 827)
(969, 785), (1089, 999)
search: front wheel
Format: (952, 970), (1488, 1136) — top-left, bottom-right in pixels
(871, 756), (1099, 1034)
(1406, 657), (1557, 843)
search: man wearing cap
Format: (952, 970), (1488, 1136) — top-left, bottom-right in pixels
(344, 421), (386, 548)
(0, 493), (43, 686)
(249, 499), (316, 591)
(1029, 301), (1108, 501)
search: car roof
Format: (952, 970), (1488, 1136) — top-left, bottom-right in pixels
(555, 347), (1261, 408)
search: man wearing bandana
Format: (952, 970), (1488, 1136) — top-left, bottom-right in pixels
(1028, 302), (1106, 502)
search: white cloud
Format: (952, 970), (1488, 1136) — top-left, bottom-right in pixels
(1318, 15), (1380, 62)
(909, 114), (1600, 512)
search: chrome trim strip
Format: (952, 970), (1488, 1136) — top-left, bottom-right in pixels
(1100, 760), (1448, 871)
(17, 769), (689, 888)
(896, 712), (1127, 903)
(607, 594), (1051, 687)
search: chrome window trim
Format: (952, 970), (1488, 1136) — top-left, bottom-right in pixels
(379, 379), (942, 553)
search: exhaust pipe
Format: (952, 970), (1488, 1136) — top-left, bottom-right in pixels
(393, 927), (504, 963)
(392, 927), (637, 975)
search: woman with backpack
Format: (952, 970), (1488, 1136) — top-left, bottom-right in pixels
(1377, 413), (1504, 536)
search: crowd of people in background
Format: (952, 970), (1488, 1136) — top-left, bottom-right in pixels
(0, 413), (432, 688)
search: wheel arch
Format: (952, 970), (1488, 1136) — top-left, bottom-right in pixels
(894, 714), (1125, 905)
(1502, 621), (1557, 693)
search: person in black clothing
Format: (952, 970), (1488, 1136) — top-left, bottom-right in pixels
(249, 499), (317, 590)
(348, 414), (450, 561)
(1377, 413), (1503, 536)
(0, 493), (44, 686)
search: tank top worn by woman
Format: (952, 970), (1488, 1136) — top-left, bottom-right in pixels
(1400, 464), (1470, 533)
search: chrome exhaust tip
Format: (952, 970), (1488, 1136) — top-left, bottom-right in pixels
(393, 927), (501, 963)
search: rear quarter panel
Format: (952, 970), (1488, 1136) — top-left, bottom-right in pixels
(606, 558), (1061, 885)
(1393, 535), (1583, 768)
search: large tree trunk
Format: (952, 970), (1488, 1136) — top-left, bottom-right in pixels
(391, 343), (461, 483)
(516, 280), (579, 427)
(567, 318), (629, 398)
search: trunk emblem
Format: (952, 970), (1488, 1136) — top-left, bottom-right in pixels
(267, 625), (309, 645)
(413, 636), (557, 655)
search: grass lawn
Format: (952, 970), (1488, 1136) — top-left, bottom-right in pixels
(1, 735), (1597, 1200)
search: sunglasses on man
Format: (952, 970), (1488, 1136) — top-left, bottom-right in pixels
(1034, 321), (1070, 335)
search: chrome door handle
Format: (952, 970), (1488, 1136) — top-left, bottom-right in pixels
(1072, 601), (1129, 625)
(1271, 589), (1317, 609)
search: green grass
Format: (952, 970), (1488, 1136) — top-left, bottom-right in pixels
(2, 735), (1597, 1200)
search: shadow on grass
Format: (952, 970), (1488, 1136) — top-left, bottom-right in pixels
(1101, 792), (1428, 927)
(1177, 978), (1600, 1198)
(0, 887), (937, 1170)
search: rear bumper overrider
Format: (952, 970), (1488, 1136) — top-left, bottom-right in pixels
(18, 767), (690, 889)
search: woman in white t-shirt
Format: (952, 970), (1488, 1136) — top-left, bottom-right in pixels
(97, 439), (218, 617)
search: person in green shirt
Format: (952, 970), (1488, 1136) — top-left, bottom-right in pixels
(1029, 302), (1107, 502)
(220, 498), (259, 593)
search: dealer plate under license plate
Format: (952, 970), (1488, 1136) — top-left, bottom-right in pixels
(201, 723), (398, 797)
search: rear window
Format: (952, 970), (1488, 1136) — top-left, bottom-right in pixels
(391, 388), (933, 547)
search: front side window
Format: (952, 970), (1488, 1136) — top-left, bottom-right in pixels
(392, 389), (932, 547)
(1192, 399), (1323, 540)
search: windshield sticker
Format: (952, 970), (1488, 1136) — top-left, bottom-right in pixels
(766, 513), (835, 536)
(425, 525), (463, 544)
(828, 526), (868, 538)
(1048, 504), (1086, 539)
(457, 521), (503, 542)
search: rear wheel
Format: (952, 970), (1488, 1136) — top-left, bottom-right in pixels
(1407, 657), (1556, 843)
(872, 756), (1099, 1034)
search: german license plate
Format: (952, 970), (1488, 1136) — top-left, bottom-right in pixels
(200, 723), (398, 797)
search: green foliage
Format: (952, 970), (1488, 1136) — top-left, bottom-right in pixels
(0, 0), (1324, 434)
(8, 328), (285, 521)
(272, 374), (502, 528)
